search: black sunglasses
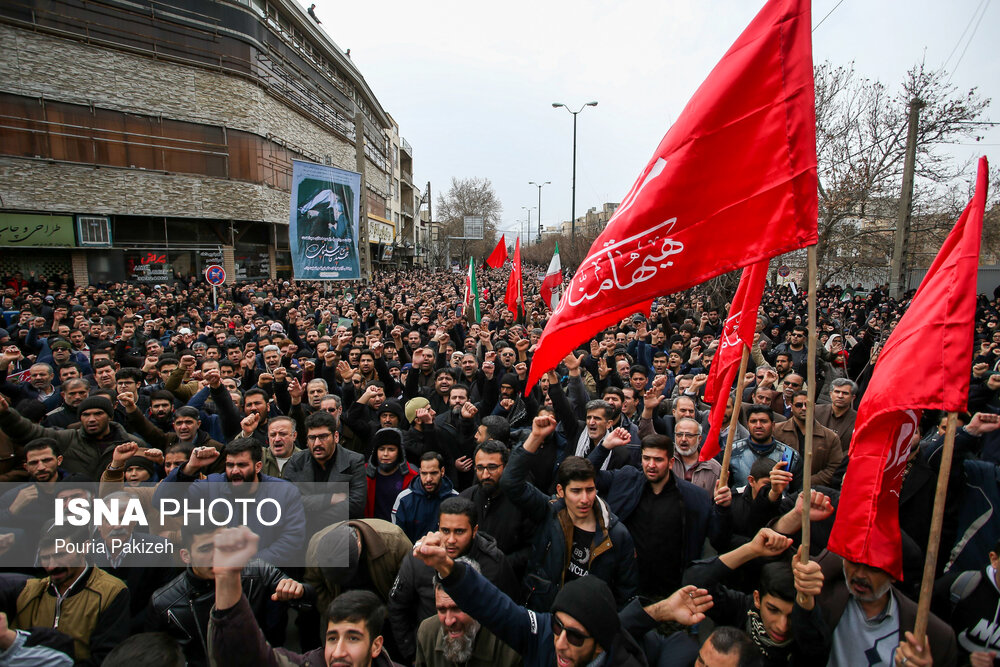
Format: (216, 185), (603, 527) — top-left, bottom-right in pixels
(551, 616), (591, 647)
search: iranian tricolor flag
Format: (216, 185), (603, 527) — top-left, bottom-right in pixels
(540, 243), (562, 310)
(464, 257), (482, 323)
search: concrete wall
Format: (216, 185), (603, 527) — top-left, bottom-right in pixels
(0, 23), (387, 213)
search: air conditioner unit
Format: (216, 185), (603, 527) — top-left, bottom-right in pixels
(76, 215), (112, 247)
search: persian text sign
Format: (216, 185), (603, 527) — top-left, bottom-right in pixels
(0, 213), (76, 247)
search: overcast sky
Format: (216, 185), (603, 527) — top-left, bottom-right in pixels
(309, 0), (997, 244)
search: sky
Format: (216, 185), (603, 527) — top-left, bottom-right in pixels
(308, 0), (998, 245)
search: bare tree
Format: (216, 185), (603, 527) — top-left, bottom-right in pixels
(435, 177), (502, 265)
(814, 61), (990, 284)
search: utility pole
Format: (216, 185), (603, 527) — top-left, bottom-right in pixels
(354, 112), (371, 282)
(426, 181), (432, 268)
(889, 98), (924, 299)
(529, 181), (550, 243)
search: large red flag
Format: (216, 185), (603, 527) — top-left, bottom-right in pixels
(526, 0), (816, 393)
(504, 238), (522, 318)
(827, 157), (988, 580)
(485, 235), (508, 269)
(700, 261), (769, 461)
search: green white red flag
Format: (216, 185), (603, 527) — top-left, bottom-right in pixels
(464, 257), (481, 323)
(540, 242), (562, 310)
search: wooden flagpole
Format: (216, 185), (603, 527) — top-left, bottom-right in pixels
(798, 245), (817, 603)
(717, 346), (750, 490)
(914, 411), (959, 642)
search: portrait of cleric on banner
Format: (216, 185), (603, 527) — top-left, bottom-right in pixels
(289, 159), (362, 280)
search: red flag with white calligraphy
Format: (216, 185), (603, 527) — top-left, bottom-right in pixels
(504, 238), (523, 319)
(827, 157), (987, 580)
(526, 0), (817, 393)
(699, 260), (768, 461)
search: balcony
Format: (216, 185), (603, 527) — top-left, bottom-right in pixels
(400, 169), (413, 185)
(401, 137), (412, 156)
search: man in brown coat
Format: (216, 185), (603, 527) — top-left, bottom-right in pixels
(772, 391), (843, 487)
(813, 378), (858, 453)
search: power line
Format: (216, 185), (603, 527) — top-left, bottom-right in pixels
(942, 0), (988, 71)
(947, 0), (991, 84)
(812, 0), (846, 32)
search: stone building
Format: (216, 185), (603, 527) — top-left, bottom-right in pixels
(0, 0), (416, 284)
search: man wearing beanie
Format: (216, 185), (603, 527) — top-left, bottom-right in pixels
(0, 393), (147, 480)
(413, 531), (710, 667)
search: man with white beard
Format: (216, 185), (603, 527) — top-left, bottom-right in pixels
(670, 417), (721, 493)
(415, 558), (521, 667)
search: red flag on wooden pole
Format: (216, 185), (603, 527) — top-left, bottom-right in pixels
(827, 157), (987, 580)
(700, 260), (769, 461)
(526, 0), (817, 392)
(504, 237), (522, 319)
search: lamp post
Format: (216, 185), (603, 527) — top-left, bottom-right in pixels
(552, 101), (597, 241)
(529, 180), (550, 243)
(521, 206), (535, 247)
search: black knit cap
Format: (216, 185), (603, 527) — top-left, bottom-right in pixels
(122, 456), (156, 479)
(550, 575), (620, 651)
(77, 396), (113, 418)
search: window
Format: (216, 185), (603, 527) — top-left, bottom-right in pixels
(77, 216), (112, 246)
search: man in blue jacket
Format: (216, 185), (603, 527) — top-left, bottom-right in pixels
(391, 451), (458, 543)
(502, 414), (638, 611)
(154, 437), (306, 566)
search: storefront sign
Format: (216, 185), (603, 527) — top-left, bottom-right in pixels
(367, 218), (394, 244)
(126, 251), (171, 283)
(0, 214), (76, 248)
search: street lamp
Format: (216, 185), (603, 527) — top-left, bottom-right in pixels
(529, 180), (550, 244)
(552, 101), (598, 240)
(521, 206), (536, 247)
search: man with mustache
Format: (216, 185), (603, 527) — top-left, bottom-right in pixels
(155, 437), (306, 565)
(415, 558), (520, 667)
(770, 489), (958, 667)
(5, 524), (129, 666)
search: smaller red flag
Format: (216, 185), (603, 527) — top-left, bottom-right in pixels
(484, 235), (508, 269)
(504, 238), (522, 318)
(700, 261), (769, 461)
(827, 156), (987, 580)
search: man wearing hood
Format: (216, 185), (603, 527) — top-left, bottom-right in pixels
(490, 372), (537, 432)
(0, 394), (147, 480)
(367, 428), (419, 521)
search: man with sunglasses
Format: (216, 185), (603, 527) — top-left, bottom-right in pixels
(772, 390), (843, 487)
(412, 530), (711, 667)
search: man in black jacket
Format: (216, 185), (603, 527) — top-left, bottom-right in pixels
(147, 523), (312, 667)
(682, 527), (830, 665)
(282, 410), (366, 525)
(459, 439), (535, 578)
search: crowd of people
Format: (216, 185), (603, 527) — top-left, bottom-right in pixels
(0, 265), (998, 667)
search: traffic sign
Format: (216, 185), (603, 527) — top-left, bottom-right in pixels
(205, 265), (226, 286)
(778, 265), (790, 277)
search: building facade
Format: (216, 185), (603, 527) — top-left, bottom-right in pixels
(0, 0), (416, 284)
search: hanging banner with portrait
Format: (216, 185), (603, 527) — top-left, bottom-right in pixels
(289, 160), (362, 280)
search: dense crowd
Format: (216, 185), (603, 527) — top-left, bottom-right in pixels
(0, 265), (998, 667)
